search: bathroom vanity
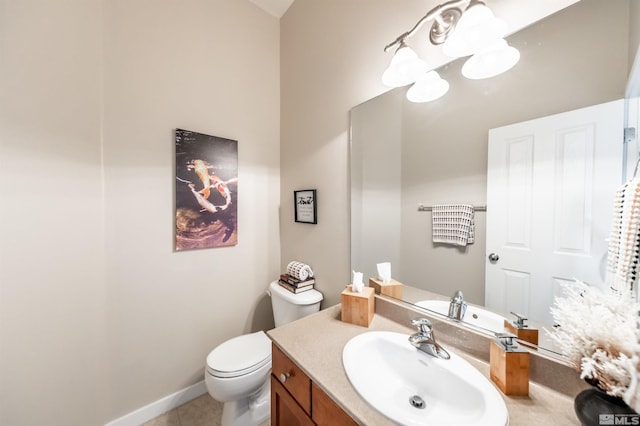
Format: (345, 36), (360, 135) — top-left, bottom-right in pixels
(271, 344), (356, 425)
(267, 296), (583, 425)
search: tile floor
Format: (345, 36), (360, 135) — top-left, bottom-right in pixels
(141, 394), (270, 426)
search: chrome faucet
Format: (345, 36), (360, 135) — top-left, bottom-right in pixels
(448, 290), (467, 321)
(409, 317), (450, 360)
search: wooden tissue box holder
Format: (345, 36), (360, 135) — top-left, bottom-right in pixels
(341, 285), (375, 327)
(368, 278), (403, 299)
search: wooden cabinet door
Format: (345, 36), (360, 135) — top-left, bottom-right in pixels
(312, 382), (358, 426)
(271, 375), (315, 426)
(271, 343), (358, 426)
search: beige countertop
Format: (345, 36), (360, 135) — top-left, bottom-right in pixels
(267, 303), (579, 426)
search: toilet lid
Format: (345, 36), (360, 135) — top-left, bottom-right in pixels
(206, 331), (272, 378)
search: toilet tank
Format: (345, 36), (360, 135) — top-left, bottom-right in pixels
(268, 281), (323, 327)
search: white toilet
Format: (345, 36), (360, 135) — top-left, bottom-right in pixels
(205, 281), (323, 426)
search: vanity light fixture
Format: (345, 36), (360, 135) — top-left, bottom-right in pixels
(382, 0), (520, 103)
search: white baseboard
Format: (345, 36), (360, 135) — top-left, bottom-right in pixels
(105, 380), (207, 426)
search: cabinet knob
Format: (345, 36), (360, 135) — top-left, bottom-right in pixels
(279, 372), (291, 383)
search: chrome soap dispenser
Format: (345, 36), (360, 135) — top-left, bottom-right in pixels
(490, 332), (530, 396)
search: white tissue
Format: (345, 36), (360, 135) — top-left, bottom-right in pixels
(377, 262), (391, 284)
(351, 270), (364, 293)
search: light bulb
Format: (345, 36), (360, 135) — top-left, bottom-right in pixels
(459, 1), (493, 28)
(406, 71), (449, 103)
(382, 45), (429, 87)
(442, 3), (507, 58)
(461, 39), (520, 79)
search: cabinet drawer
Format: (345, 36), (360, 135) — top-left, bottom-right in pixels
(272, 343), (311, 415)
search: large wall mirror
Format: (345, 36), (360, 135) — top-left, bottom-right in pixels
(350, 0), (640, 355)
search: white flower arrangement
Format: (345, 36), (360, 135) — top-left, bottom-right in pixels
(625, 312), (640, 412)
(547, 280), (639, 399)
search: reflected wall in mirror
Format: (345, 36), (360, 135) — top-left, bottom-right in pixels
(351, 0), (639, 352)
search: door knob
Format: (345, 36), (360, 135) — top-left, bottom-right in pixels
(488, 253), (500, 263)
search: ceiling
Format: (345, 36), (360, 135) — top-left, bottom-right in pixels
(249, 0), (295, 18)
(247, 1), (579, 29)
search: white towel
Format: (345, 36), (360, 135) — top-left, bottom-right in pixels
(605, 177), (640, 293)
(287, 261), (314, 281)
(431, 204), (475, 246)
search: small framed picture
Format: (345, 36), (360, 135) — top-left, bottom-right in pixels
(294, 189), (317, 224)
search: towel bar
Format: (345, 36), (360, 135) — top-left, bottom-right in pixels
(418, 204), (487, 212)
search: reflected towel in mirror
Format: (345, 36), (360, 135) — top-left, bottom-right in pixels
(431, 204), (475, 246)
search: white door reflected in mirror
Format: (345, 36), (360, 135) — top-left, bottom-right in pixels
(486, 100), (624, 326)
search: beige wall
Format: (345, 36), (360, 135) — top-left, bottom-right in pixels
(1, 0), (280, 424)
(350, 89), (403, 282)
(280, 0), (429, 307)
(0, 1), (108, 424)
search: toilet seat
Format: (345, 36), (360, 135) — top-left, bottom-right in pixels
(206, 331), (272, 378)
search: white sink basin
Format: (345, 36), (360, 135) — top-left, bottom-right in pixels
(416, 300), (508, 333)
(343, 331), (508, 426)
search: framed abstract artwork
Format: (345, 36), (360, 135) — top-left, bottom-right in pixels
(175, 128), (238, 250)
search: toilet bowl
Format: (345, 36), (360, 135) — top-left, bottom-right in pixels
(205, 331), (272, 426)
(205, 281), (323, 426)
